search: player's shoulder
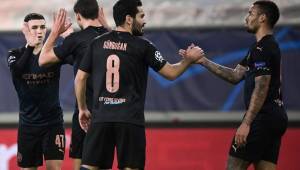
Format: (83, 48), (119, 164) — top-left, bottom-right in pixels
(260, 35), (279, 49)
(64, 27), (93, 40)
(92, 31), (111, 43)
(255, 35), (279, 55)
(64, 30), (81, 41)
(135, 36), (156, 48)
(7, 46), (25, 65)
(8, 46), (25, 56)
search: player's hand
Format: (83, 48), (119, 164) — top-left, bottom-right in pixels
(179, 43), (205, 63)
(22, 22), (39, 47)
(98, 7), (111, 31)
(79, 109), (91, 132)
(60, 17), (74, 38)
(52, 8), (72, 36)
(235, 122), (250, 148)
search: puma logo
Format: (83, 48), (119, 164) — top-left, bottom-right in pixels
(256, 46), (263, 51)
(232, 144), (238, 152)
(58, 149), (64, 153)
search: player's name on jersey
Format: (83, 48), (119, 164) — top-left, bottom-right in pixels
(103, 40), (127, 51)
(99, 97), (126, 105)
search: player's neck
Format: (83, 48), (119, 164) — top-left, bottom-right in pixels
(116, 26), (132, 34)
(33, 44), (43, 55)
(82, 19), (102, 29)
(255, 26), (273, 42)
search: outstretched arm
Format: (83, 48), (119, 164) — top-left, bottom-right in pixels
(39, 9), (72, 67)
(199, 57), (247, 84)
(159, 46), (205, 80)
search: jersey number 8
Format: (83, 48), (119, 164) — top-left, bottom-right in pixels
(106, 54), (120, 93)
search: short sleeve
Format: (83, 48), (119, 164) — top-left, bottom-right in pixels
(79, 43), (93, 74)
(252, 46), (272, 76)
(144, 41), (167, 72)
(53, 35), (74, 64)
(239, 56), (248, 67)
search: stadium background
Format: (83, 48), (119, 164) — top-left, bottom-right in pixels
(0, 0), (299, 169)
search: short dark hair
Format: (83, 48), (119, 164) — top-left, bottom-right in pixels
(254, 0), (280, 28)
(73, 0), (99, 20)
(113, 0), (142, 26)
(24, 13), (45, 22)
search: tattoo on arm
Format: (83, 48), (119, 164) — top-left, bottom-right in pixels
(243, 75), (271, 125)
(201, 58), (247, 84)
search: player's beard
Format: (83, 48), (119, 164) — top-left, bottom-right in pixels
(132, 19), (144, 36)
(246, 20), (259, 34)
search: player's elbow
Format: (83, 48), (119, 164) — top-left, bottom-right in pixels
(75, 74), (84, 84)
(75, 71), (88, 84)
(163, 74), (177, 81)
(229, 79), (240, 85)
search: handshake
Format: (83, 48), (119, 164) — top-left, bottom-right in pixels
(179, 43), (206, 64)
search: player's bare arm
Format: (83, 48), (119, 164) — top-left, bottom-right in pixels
(235, 75), (271, 147)
(199, 57), (247, 84)
(159, 46), (204, 80)
(39, 9), (72, 67)
(243, 75), (271, 125)
(178, 44), (245, 84)
(74, 69), (91, 132)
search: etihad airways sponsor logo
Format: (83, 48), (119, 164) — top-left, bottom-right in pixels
(22, 72), (55, 80)
(22, 72), (56, 85)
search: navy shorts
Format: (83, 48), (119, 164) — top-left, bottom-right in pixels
(82, 122), (146, 169)
(17, 124), (65, 168)
(69, 112), (86, 159)
(229, 112), (287, 164)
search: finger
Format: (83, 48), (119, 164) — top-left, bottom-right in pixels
(189, 43), (196, 48)
(65, 17), (71, 26)
(235, 134), (241, 147)
(187, 43), (196, 51)
(22, 23), (28, 34)
(99, 7), (104, 16)
(60, 9), (66, 23)
(53, 12), (57, 23)
(242, 135), (247, 145)
(65, 23), (72, 30)
(238, 136), (243, 147)
(81, 118), (89, 132)
(57, 9), (64, 23)
(79, 119), (86, 132)
(178, 49), (186, 55)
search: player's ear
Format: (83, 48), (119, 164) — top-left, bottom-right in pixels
(125, 14), (133, 27)
(75, 13), (81, 22)
(259, 13), (267, 24)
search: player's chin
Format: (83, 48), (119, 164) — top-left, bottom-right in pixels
(38, 37), (45, 42)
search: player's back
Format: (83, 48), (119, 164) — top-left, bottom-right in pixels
(81, 31), (166, 125)
(55, 26), (107, 74)
(54, 26), (107, 111)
